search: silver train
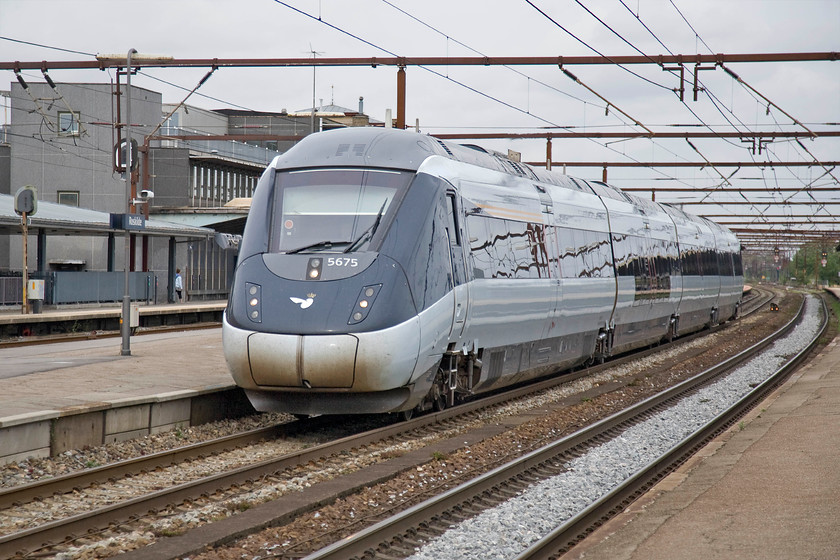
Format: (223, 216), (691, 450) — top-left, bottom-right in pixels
(223, 127), (743, 417)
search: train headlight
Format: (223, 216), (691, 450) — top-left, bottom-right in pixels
(348, 284), (382, 325)
(246, 282), (262, 323)
(307, 258), (322, 280)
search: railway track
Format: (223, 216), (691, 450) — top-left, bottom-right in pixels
(301, 294), (825, 560)
(0, 287), (783, 559)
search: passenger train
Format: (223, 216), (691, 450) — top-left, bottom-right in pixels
(223, 127), (743, 418)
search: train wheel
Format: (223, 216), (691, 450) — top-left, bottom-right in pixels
(399, 407), (416, 422)
(431, 369), (448, 412)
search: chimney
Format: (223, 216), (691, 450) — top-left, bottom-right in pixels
(358, 96), (364, 115)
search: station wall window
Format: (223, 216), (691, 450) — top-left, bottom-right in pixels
(58, 111), (80, 136)
(57, 190), (80, 206)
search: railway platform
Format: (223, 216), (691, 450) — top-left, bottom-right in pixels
(568, 303), (840, 560)
(0, 302), (247, 465)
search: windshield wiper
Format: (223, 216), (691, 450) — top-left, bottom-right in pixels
(344, 199), (388, 253)
(285, 240), (337, 254)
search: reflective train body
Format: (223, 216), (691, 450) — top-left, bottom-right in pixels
(223, 127), (743, 416)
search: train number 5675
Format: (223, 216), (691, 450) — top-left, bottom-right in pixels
(326, 257), (358, 267)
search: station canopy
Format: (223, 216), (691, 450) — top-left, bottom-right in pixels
(0, 194), (214, 239)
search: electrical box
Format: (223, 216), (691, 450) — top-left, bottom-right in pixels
(26, 279), (45, 300)
(121, 305), (140, 328)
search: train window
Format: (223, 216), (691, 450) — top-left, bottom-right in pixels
(526, 224), (550, 278)
(556, 227), (580, 279)
(578, 230), (594, 278)
(718, 251), (734, 276)
(445, 194), (461, 246)
(588, 232), (613, 278)
(733, 252), (744, 276)
(467, 216), (493, 279)
(612, 234), (631, 277)
(488, 218), (512, 278)
(545, 226), (563, 277)
(270, 168), (411, 253)
(508, 221), (532, 279)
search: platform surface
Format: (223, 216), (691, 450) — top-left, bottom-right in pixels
(568, 332), (840, 560)
(0, 327), (233, 427)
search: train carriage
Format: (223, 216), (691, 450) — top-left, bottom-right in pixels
(223, 127), (743, 417)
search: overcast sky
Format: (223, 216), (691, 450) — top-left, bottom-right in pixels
(1, 0), (838, 213)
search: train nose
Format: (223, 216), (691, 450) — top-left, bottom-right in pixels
(247, 333), (358, 388)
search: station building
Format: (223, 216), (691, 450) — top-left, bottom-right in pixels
(0, 80), (371, 307)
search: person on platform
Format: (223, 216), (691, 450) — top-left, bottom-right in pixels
(175, 268), (183, 302)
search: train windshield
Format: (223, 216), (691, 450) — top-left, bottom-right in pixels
(270, 168), (411, 253)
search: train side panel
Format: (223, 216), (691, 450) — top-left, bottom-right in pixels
(593, 185), (680, 353)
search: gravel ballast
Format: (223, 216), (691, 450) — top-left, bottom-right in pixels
(407, 296), (822, 560)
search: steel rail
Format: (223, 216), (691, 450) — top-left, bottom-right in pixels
(0, 288), (767, 558)
(516, 297), (827, 560)
(301, 293), (808, 560)
(0, 420), (305, 511)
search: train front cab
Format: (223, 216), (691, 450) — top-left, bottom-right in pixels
(223, 162), (471, 416)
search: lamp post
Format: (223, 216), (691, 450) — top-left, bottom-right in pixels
(121, 48), (137, 356)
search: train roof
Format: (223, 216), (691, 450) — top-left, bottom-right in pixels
(269, 127), (733, 238)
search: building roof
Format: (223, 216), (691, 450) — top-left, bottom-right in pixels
(292, 103), (360, 117)
(0, 194), (214, 238)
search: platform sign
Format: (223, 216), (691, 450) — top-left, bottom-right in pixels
(16, 186), (38, 314)
(14, 185), (37, 216)
(110, 213), (146, 231)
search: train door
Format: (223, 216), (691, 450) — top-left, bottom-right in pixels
(537, 186), (561, 341)
(445, 192), (469, 338)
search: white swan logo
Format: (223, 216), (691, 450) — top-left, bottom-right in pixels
(290, 293), (316, 309)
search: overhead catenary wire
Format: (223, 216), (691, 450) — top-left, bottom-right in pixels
(273, 0), (694, 188)
(41, 70), (88, 136)
(146, 67), (218, 141)
(616, 0), (836, 228)
(664, 23), (830, 222)
(719, 64), (816, 138)
(381, 0), (682, 163)
(381, 0), (694, 173)
(668, 0), (715, 56)
(380, 0), (593, 107)
(558, 66), (653, 135)
(558, 0), (766, 211)
(524, 0), (673, 91)
(0, 35), (96, 57)
(615, 0), (754, 148)
(2, 11), (835, 247)
(526, 0), (775, 207)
